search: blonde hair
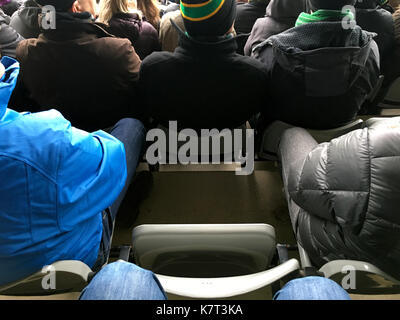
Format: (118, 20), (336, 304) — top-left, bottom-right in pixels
(137, 0), (160, 30)
(98, 0), (142, 24)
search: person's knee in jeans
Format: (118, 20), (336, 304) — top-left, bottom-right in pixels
(273, 276), (351, 300)
(79, 261), (167, 300)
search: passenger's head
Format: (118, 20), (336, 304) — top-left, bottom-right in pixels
(181, 0), (236, 37)
(307, 0), (357, 11)
(98, 0), (140, 23)
(136, 0), (160, 29)
(37, 0), (97, 16)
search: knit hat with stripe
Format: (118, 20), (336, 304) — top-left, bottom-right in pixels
(180, 0), (236, 37)
(307, 0), (357, 11)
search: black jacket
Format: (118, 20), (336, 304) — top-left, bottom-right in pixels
(140, 26), (269, 130)
(235, 0), (270, 55)
(355, 0), (395, 62)
(244, 0), (305, 56)
(252, 22), (380, 129)
(235, 1), (269, 35)
(284, 117), (400, 279)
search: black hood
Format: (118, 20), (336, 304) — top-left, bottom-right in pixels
(258, 22), (379, 97)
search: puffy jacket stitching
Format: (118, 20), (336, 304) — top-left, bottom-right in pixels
(371, 155), (400, 159)
(358, 128), (372, 236)
(365, 211), (400, 228)
(362, 213), (400, 263)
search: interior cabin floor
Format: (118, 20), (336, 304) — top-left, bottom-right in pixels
(113, 161), (296, 247)
(112, 161), (297, 300)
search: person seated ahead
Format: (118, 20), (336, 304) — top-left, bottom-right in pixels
(244, 0), (305, 56)
(0, 56), (145, 286)
(0, 7), (23, 59)
(97, 0), (160, 60)
(15, 0), (142, 132)
(234, 0), (271, 54)
(278, 117), (400, 280)
(140, 0), (269, 130)
(10, 0), (42, 39)
(252, 0), (380, 130)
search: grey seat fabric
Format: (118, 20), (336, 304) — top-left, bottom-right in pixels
(278, 127), (318, 233)
(278, 117), (400, 280)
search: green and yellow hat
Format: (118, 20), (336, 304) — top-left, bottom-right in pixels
(180, 0), (236, 37)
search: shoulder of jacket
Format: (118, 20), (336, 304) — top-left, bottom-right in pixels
(142, 50), (175, 68)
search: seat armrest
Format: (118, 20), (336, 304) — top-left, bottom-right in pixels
(319, 260), (400, 294)
(0, 260), (92, 296)
(155, 259), (300, 299)
(306, 119), (363, 144)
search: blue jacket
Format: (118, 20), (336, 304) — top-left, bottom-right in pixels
(0, 57), (127, 286)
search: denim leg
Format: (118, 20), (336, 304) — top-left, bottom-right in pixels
(92, 118), (145, 271)
(79, 261), (167, 300)
(273, 276), (351, 300)
(108, 118), (146, 220)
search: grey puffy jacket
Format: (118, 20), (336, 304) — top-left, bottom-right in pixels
(0, 9), (24, 58)
(288, 117), (400, 279)
(10, 0), (41, 39)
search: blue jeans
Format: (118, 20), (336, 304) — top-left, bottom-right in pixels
(273, 276), (351, 300)
(92, 118), (146, 271)
(79, 261), (167, 300)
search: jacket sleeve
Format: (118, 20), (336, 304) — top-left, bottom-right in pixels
(56, 122), (127, 231)
(118, 39), (141, 82)
(290, 129), (371, 230)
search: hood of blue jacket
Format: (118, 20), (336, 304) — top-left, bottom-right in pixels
(0, 56), (19, 120)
